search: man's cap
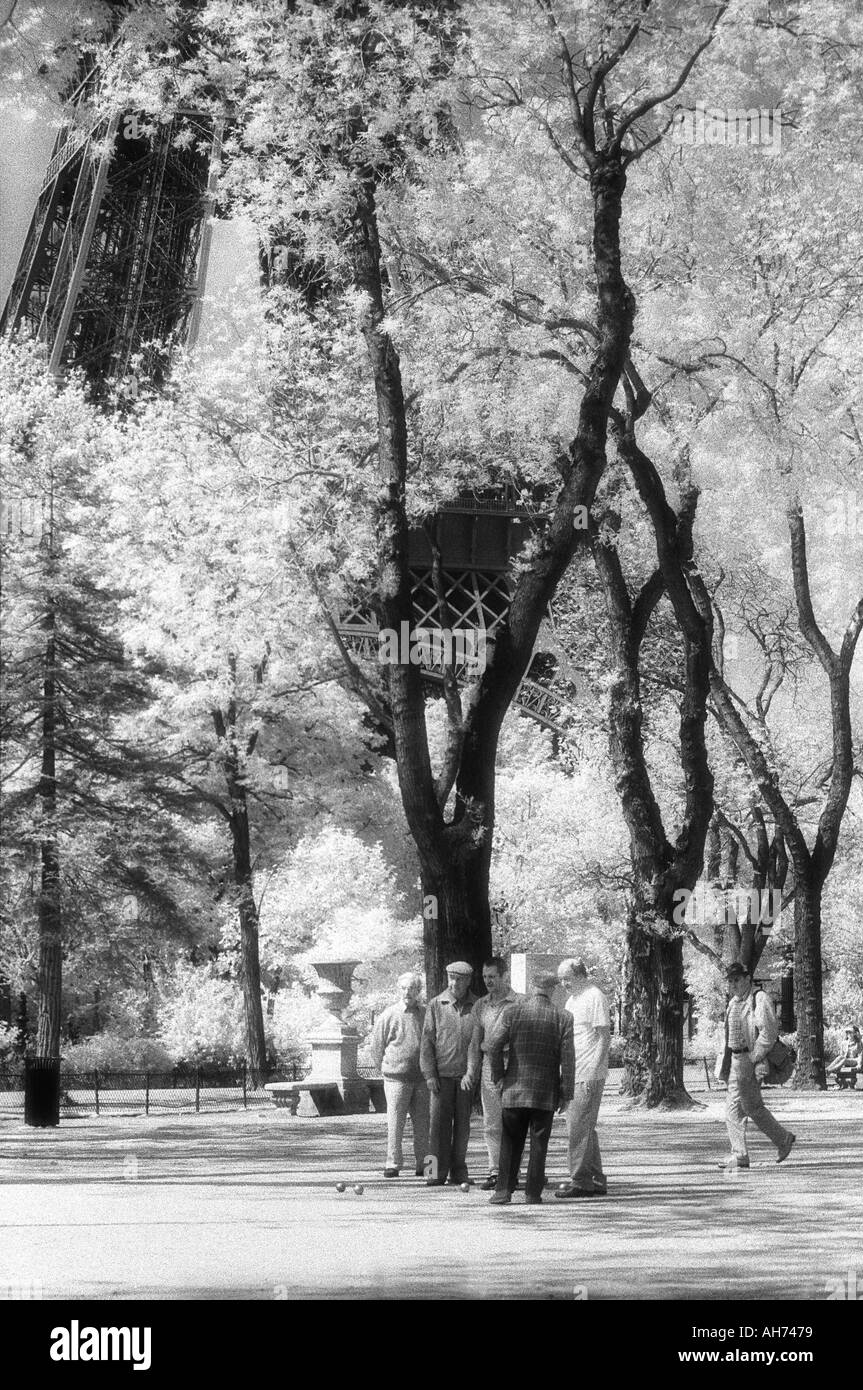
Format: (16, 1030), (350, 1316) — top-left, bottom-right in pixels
(726, 962), (749, 980)
(445, 961), (473, 977)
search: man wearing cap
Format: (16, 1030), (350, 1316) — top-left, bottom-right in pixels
(487, 970), (575, 1205)
(554, 958), (611, 1200)
(461, 957), (518, 1190)
(720, 962), (796, 1169)
(420, 962), (477, 1186)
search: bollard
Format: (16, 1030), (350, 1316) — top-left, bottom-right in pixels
(145, 1071), (150, 1116)
(94, 1068), (100, 1116)
(195, 1067), (201, 1113)
(23, 1056), (60, 1127)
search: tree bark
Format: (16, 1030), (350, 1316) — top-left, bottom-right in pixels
(622, 909), (689, 1107)
(214, 691), (268, 1087)
(229, 796), (268, 1087)
(35, 595), (62, 1060)
(791, 870), (825, 1087)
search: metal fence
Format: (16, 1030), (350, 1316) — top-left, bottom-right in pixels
(0, 1062), (305, 1118)
(0, 1057), (718, 1119)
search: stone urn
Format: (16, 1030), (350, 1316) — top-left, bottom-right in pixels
(311, 959), (361, 1024)
(296, 958), (369, 1116)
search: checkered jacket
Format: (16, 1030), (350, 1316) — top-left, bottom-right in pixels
(488, 991), (575, 1111)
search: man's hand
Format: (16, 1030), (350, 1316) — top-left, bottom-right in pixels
(460, 1075), (473, 1092)
(495, 1079), (504, 1096)
(427, 1078), (441, 1095)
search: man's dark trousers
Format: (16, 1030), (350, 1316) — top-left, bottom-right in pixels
(429, 1078), (472, 1182)
(497, 1106), (554, 1199)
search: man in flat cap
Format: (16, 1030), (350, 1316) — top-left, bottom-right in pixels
(719, 962), (796, 1170)
(487, 969), (574, 1205)
(420, 961), (477, 1186)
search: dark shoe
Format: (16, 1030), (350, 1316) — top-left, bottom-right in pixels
(592, 1183), (608, 1195)
(554, 1183), (596, 1199)
(488, 1192), (511, 1205)
(383, 1167), (399, 1178)
(718, 1156), (750, 1170)
(448, 1174), (472, 1186)
(777, 1133), (796, 1164)
(524, 1194), (542, 1205)
(426, 1178), (446, 1187)
(415, 1166), (425, 1177)
(480, 1173), (498, 1191)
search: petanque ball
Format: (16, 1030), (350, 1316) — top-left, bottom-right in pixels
(335, 1182), (346, 1193)
(353, 1184), (364, 1195)
(460, 1182), (470, 1193)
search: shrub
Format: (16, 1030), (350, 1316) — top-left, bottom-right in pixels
(156, 964), (246, 1066)
(0, 1022), (19, 1064)
(61, 1033), (173, 1072)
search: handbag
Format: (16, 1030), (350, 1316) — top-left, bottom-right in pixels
(764, 1037), (796, 1085)
(752, 989), (796, 1084)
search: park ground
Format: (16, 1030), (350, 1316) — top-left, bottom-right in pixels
(1, 1089), (861, 1300)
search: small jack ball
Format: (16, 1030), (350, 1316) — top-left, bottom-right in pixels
(335, 1182), (346, 1192)
(460, 1182), (470, 1192)
(353, 1184), (364, 1195)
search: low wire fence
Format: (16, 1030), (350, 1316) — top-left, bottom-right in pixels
(0, 1061), (307, 1117)
(0, 1057), (719, 1120)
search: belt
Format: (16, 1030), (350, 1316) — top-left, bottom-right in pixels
(730, 1048), (749, 1055)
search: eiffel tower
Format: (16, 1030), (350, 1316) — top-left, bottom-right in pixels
(0, 57), (221, 399)
(2, 46), (581, 742)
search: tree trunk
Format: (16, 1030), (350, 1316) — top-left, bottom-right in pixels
(35, 614), (62, 1060)
(421, 841), (493, 997)
(621, 906), (691, 1108)
(791, 873), (826, 1088)
(229, 797), (268, 1087)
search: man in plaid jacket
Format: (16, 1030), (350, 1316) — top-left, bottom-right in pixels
(487, 970), (575, 1205)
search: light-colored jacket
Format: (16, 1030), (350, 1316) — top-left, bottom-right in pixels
(371, 1002), (426, 1080)
(717, 988), (780, 1079)
(420, 990), (477, 1081)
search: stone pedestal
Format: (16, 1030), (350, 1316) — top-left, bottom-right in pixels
(509, 953), (569, 1010)
(267, 958), (370, 1117)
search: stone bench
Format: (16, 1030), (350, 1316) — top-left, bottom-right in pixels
(266, 1075), (385, 1117)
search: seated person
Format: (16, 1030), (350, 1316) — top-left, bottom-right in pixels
(827, 1025), (863, 1088)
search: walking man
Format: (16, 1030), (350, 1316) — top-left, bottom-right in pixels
(371, 971), (429, 1178)
(487, 969), (574, 1205)
(461, 957), (518, 1190)
(555, 958), (611, 1200)
(420, 961), (477, 1186)
(720, 962), (796, 1170)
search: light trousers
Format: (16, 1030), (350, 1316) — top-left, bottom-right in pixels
(480, 1056), (503, 1172)
(726, 1054), (792, 1157)
(383, 1077), (430, 1171)
(566, 1079), (606, 1190)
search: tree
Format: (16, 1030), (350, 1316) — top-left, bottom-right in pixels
(0, 340), (195, 1057)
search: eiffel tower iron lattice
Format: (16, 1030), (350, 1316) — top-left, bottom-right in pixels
(0, 61), (221, 400)
(2, 64), (581, 742)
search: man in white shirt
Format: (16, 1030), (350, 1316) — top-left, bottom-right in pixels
(554, 958), (611, 1199)
(720, 962), (796, 1170)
